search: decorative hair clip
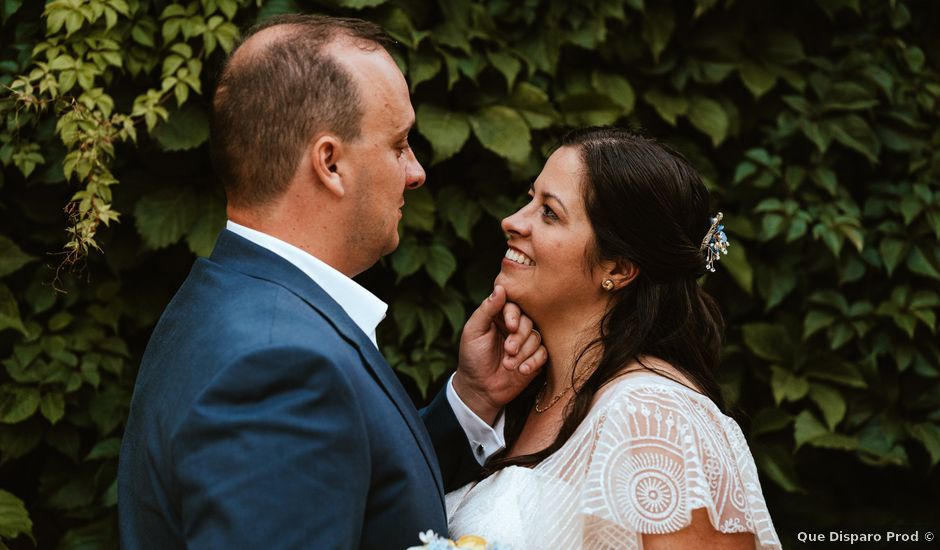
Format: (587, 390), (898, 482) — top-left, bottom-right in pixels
(700, 212), (729, 273)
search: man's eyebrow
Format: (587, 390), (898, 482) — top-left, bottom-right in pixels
(528, 183), (569, 216)
(396, 120), (415, 140)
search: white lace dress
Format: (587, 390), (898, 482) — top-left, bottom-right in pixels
(446, 372), (782, 549)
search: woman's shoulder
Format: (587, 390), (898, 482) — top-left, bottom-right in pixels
(587, 363), (741, 441)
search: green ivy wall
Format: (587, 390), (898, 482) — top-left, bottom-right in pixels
(1, 0), (939, 547)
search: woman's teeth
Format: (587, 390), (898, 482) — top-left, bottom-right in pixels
(505, 248), (535, 266)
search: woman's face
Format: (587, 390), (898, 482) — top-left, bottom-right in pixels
(496, 146), (609, 323)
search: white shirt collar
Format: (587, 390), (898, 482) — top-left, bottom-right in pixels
(225, 221), (388, 348)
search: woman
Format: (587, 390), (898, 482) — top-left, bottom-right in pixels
(446, 128), (781, 549)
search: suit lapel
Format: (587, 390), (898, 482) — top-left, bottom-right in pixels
(209, 230), (446, 501)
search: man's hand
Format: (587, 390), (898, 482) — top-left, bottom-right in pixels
(454, 285), (547, 425)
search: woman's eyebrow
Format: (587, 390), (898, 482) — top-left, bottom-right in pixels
(528, 184), (568, 215)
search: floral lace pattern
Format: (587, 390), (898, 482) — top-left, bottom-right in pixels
(447, 372), (782, 549)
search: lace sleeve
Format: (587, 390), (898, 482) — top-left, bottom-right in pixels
(577, 383), (781, 549)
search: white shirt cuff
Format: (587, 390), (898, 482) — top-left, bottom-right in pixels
(445, 373), (506, 465)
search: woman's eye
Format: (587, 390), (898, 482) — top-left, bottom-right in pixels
(541, 204), (559, 221)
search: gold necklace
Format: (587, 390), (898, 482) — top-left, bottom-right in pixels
(534, 381), (572, 413)
(534, 371), (591, 413)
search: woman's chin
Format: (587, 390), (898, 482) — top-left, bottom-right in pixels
(494, 270), (514, 293)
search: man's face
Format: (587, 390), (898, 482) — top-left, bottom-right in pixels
(339, 47), (425, 265)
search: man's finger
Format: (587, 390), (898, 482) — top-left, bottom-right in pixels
(502, 301), (521, 333)
(514, 327), (542, 367)
(463, 285), (507, 339)
(504, 314), (532, 356)
(519, 346), (548, 376)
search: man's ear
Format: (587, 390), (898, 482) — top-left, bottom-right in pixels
(309, 134), (345, 198)
(606, 260), (640, 291)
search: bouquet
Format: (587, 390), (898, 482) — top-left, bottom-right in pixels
(406, 530), (508, 550)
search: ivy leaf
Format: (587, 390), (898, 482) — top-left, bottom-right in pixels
(826, 114), (879, 163)
(434, 289), (466, 336)
(390, 239), (427, 280)
(879, 237), (907, 276)
(0, 284), (27, 336)
(469, 106), (531, 164)
(591, 71), (635, 113)
(486, 50), (522, 92)
(738, 61), (777, 98)
(509, 83), (558, 129)
(808, 433), (859, 451)
(688, 97), (729, 147)
(760, 31), (805, 64)
(416, 306), (443, 348)
(401, 186), (436, 232)
(39, 391), (66, 425)
(641, 3), (675, 63)
(757, 266), (796, 310)
(256, 0), (301, 22)
(186, 194), (226, 257)
(770, 366), (810, 405)
(134, 187), (200, 249)
(408, 47), (441, 92)
(794, 410), (828, 449)
(0, 423), (42, 465)
(416, 104), (471, 164)
(742, 323), (792, 363)
(425, 244), (457, 288)
(47, 476), (97, 510)
(152, 103), (210, 152)
(337, 0), (387, 9)
(908, 423), (940, 466)
(642, 89), (688, 125)
(751, 407), (794, 436)
(0, 235), (36, 277)
(907, 245), (940, 281)
(559, 93), (621, 126)
(437, 186), (481, 242)
(805, 359), (867, 389)
(85, 437), (122, 461)
(0, 489), (33, 542)
(803, 310), (836, 340)
(753, 443), (806, 493)
(0, 385), (40, 424)
(720, 238), (752, 293)
(380, 7), (424, 49)
(809, 383), (846, 430)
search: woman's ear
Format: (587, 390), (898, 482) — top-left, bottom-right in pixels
(606, 260), (640, 291)
(309, 134), (345, 198)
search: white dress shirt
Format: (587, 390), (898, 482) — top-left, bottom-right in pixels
(226, 221), (504, 464)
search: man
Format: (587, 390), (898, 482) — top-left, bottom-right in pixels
(118, 15), (545, 549)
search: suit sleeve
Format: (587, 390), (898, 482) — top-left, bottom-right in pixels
(420, 388), (481, 491)
(171, 345), (369, 549)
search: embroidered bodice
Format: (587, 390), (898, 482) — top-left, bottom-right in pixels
(446, 372), (781, 549)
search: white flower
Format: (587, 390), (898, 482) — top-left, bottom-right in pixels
(419, 530), (443, 544)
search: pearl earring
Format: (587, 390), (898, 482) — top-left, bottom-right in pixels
(602, 279), (615, 291)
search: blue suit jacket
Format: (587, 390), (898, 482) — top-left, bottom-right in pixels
(118, 230), (477, 549)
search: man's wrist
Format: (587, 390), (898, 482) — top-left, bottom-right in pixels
(451, 371), (500, 426)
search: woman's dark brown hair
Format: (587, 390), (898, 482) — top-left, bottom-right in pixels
(487, 126), (726, 472)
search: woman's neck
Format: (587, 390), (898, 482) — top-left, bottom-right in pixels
(534, 305), (607, 397)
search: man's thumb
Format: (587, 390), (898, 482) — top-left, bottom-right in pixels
(465, 285), (506, 337)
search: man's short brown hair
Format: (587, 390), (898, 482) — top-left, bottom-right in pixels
(209, 15), (392, 207)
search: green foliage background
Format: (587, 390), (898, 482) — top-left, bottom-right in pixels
(1, 0), (939, 547)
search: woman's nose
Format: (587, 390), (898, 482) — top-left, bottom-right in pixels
(501, 206), (529, 237)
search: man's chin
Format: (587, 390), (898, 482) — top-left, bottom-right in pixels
(381, 235), (400, 257)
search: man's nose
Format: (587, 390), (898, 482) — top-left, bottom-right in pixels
(405, 151), (425, 190)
